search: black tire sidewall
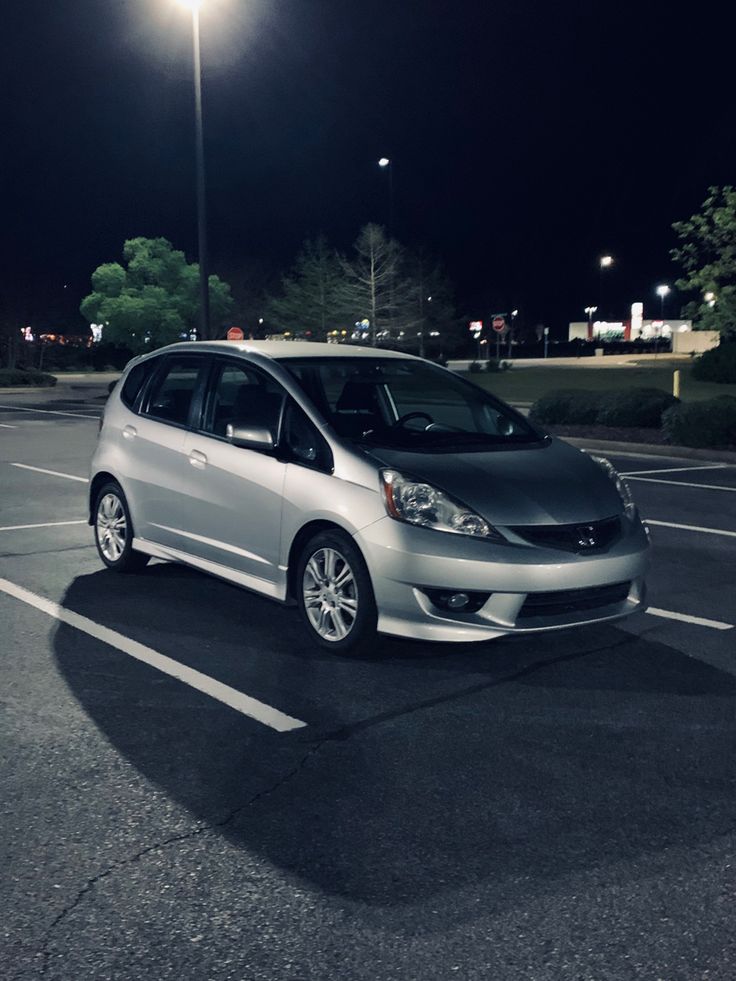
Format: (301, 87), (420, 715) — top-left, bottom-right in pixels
(296, 530), (377, 655)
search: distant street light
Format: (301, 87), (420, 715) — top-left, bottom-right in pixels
(507, 309), (518, 359)
(584, 305), (598, 342)
(177, 0), (209, 339)
(656, 284), (671, 320)
(377, 157), (394, 232)
(704, 290), (717, 308)
(598, 255), (614, 319)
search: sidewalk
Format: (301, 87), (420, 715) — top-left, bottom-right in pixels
(449, 354), (690, 371)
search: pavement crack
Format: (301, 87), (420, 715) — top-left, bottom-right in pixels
(37, 737), (328, 975)
(322, 633), (638, 741)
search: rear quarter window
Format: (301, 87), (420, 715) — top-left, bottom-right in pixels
(120, 359), (157, 410)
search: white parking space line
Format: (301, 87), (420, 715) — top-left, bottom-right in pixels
(621, 464), (728, 477)
(625, 475), (736, 492)
(646, 607), (733, 631)
(0, 577), (307, 733)
(10, 463), (89, 483)
(0, 423), (17, 429)
(646, 519), (736, 540)
(0, 520), (87, 532)
(0, 404), (100, 420)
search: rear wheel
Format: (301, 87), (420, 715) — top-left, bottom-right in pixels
(94, 481), (150, 573)
(296, 529), (377, 655)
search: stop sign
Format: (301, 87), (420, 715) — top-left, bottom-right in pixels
(226, 326), (245, 341)
(492, 317), (505, 332)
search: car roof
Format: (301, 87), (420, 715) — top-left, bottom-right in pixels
(146, 340), (419, 362)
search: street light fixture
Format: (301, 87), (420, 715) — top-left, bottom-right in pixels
(600, 255), (614, 268)
(177, 0), (209, 339)
(655, 284), (670, 320)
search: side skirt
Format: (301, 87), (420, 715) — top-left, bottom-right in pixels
(132, 537), (288, 602)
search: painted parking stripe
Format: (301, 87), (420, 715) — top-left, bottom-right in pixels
(0, 520), (87, 532)
(621, 464), (728, 477)
(10, 463), (89, 483)
(625, 475), (736, 492)
(0, 404), (100, 420)
(646, 607), (733, 631)
(646, 519), (736, 539)
(0, 423), (17, 429)
(0, 577), (307, 732)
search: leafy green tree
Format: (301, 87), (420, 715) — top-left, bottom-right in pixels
(80, 237), (233, 351)
(340, 224), (404, 345)
(267, 236), (351, 340)
(671, 186), (736, 337)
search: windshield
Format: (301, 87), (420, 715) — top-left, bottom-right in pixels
(278, 357), (544, 451)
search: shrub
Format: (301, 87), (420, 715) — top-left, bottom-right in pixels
(529, 389), (603, 425)
(531, 387), (680, 428)
(597, 388), (678, 428)
(0, 368), (57, 387)
(469, 361), (485, 373)
(662, 396), (736, 448)
(691, 342), (736, 383)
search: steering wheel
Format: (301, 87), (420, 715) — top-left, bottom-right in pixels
(392, 411), (434, 429)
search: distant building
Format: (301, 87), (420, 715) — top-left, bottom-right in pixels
(568, 319), (692, 342)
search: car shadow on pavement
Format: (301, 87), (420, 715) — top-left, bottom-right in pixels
(52, 564), (736, 914)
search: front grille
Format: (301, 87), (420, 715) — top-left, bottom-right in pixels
(510, 516), (621, 554)
(518, 581), (631, 620)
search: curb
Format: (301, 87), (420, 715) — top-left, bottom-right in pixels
(560, 436), (736, 464)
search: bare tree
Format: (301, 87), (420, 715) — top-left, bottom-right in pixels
(340, 224), (403, 345)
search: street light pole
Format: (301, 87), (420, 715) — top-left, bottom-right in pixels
(378, 157), (393, 233)
(180, 0), (209, 340)
(507, 309), (518, 359)
(584, 305), (598, 343)
(599, 255), (613, 322)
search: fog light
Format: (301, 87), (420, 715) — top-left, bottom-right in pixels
(423, 588), (491, 614)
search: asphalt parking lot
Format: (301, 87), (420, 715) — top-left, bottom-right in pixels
(1, 380), (735, 981)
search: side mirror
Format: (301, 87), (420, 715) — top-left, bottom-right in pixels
(226, 423), (274, 452)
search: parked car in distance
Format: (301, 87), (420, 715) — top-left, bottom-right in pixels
(90, 341), (649, 654)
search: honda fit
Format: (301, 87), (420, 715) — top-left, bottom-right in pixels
(90, 341), (649, 653)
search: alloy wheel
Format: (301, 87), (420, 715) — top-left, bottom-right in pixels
(302, 547), (359, 641)
(96, 493), (128, 563)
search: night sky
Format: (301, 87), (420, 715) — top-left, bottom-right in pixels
(3, 0), (735, 336)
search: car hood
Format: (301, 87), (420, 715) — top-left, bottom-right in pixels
(366, 437), (623, 526)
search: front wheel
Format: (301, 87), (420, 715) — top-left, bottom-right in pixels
(94, 481), (150, 573)
(296, 530), (377, 655)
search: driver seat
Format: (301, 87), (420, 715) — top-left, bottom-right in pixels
(335, 380), (385, 435)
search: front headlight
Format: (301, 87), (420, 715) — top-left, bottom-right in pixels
(592, 456), (636, 518)
(380, 469), (503, 541)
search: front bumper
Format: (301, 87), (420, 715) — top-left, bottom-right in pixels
(354, 514), (650, 643)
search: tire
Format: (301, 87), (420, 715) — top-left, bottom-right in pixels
(296, 529), (378, 655)
(93, 481), (150, 573)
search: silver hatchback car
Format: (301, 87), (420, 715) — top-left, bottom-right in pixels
(90, 341), (649, 653)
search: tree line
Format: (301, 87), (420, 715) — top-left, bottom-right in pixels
(79, 225), (463, 357)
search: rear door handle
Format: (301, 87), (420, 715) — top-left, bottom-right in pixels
(122, 425), (137, 440)
(189, 449), (207, 469)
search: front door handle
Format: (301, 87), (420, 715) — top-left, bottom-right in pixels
(122, 425), (137, 440)
(189, 449), (207, 469)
